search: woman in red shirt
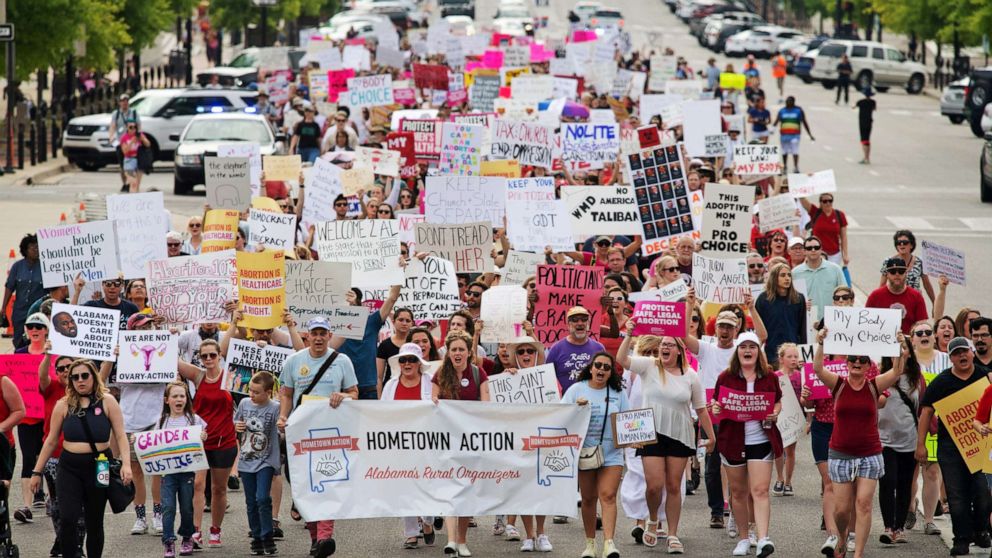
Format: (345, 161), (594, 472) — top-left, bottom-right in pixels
(800, 193), (849, 266)
(812, 329), (906, 558)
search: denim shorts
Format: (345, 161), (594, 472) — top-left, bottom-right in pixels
(828, 453), (884, 483)
(810, 420), (833, 464)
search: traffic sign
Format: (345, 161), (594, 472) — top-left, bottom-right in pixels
(0, 24), (13, 42)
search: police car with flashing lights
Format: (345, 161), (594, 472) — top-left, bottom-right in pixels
(62, 87), (259, 172)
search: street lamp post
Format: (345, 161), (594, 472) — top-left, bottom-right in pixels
(252, 0), (278, 47)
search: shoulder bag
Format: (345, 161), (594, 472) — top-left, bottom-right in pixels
(78, 401), (135, 514)
(578, 390), (610, 471)
(293, 351), (341, 410)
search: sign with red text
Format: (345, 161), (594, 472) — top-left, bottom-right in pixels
(631, 301), (685, 337)
(933, 378), (991, 473)
(490, 119), (555, 168)
(505, 177), (572, 252)
(733, 144), (782, 177)
(236, 250), (286, 330)
(922, 240), (967, 286)
(717, 387), (775, 422)
(400, 119), (442, 162)
(622, 144), (699, 256)
(147, 251), (238, 325)
(117, 330), (179, 383)
(414, 222), (493, 274)
(611, 408), (658, 447)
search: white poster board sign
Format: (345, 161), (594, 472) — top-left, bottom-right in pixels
(285, 261), (352, 325)
(921, 240), (966, 286)
(50, 303), (120, 361)
(691, 254), (748, 304)
(561, 186), (641, 235)
(205, 157), (252, 210)
(117, 330), (179, 383)
(38, 221), (120, 288)
(488, 364), (561, 404)
(107, 192), (168, 280)
(425, 176), (506, 225)
(823, 306), (901, 357)
(502, 251), (545, 285)
(700, 183), (754, 257)
(788, 169), (836, 198)
(313, 220), (404, 287)
(758, 195), (800, 233)
(480, 286), (528, 343)
(248, 209), (297, 252)
(134, 426), (208, 475)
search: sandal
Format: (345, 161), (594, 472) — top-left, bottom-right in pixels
(667, 536), (684, 554)
(404, 537), (418, 549)
(290, 504), (302, 522)
(423, 524), (436, 546)
(643, 520), (659, 547)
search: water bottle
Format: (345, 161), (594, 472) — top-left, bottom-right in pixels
(696, 439), (707, 462)
(95, 453), (110, 488)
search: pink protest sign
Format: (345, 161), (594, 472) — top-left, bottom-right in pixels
(0, 354), (56, 420)
(717, 387), (775, 422)
(465, 61), (485, 73)
(803, 361), (848, 400)
(344, 37), (367, 46)
(530, 43), (553, 63)
(572, 30), (598, 43)
(482, 50), (505, 69)
(327, 69), (355, 102)
(393, 88), (417, 106)
(632, 301), (685, 337)
(447, 88), (467, 106)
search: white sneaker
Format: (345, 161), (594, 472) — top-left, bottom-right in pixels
(131, 517), (148, 535)
(732, 539), (751, 556)
(152, 513), (163, 535)
(536, 534), (553, 552)
(846, 533), (855, 552)
(727, 514), (738, 538)
(821, 535), (838, 555)
(749, 529), (757, 547)
(520, 539), (534, 552)
(757, 537), (775, 557)
(493, 516), (506, 536)
(505, 524), (522, 541)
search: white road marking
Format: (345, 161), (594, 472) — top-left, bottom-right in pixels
(886, 216), (935, 230)
(888, 110), (913, 116)
(844, 157), (854, 163)
(845, 215), (860, 229)
(822, 144), (834, 151)
(868, 170), (880, 176)
(960, 217), (992, 231)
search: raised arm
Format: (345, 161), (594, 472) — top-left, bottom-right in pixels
(683, 288), (701, 355)
(933, 275), (948, 319)
(39, 342), (53, 392)
(813, 328), (841, 390)
(0, 377), (25, 434)
(874, 334), (908, 393)
(616, 319), (636, 370)
(745, 291), (767, 344)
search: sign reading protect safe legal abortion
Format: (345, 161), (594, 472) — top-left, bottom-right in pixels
(134, 426), (208, 475)
(631, 301), (685, 337)
(717, 387), (775, 422)
(803, 361), (848, 400)
(823, 306), (901, 357)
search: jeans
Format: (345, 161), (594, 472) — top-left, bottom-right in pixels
(878, 448), (914, 531)
(938, 442), (991, 546)
(161, 472), (195, 544)
(702, 425), (724, 516)
(242, 467), (276, 540)
(358, 386), (378, 400)
(299, 147), (320, 164)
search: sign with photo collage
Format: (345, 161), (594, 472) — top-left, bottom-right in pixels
(622, 143), (695, 256)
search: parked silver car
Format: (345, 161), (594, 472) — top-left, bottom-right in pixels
(940, 78), (968, 124)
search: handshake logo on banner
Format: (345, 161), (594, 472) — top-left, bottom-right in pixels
(292, 427), (358, 492)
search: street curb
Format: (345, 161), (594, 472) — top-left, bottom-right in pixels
(12, 161), (74, 187)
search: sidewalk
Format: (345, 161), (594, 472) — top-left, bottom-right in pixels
(0, 155), (72, 188)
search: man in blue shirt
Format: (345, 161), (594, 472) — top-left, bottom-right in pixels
(330, 284), (402, 400)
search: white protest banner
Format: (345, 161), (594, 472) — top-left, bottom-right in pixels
(561, 123), (620, 166)
(287, 400), (590, 520)
(134, 426), (208, 475)
(345, 74), (394, 108)
(224, 338), (295, 394)
(480, 286), (528, 343)
(648, 55), (676, 91)
(301, 158), (342, 230)
(502, 45), (530, 68)
(734, 144), (782, 177)
(788, 169), (836, 198)
(502, 251), (545, 285)
(682, 100), (721, 157)
(704, 134), (728, 157)
(398, 256), (462, 320)
(628, 278), (688, 303)
(117, 330), (178, 383)
(313, 220), (404, 287)
(665, 80), (702, 100)
(376, 45), (404, 69)
(922, 240), (967, 286)
(217, 143), (262, 192)
(342, 44), (371, 71)
(49, 303), (120, 361)
(425, 175), (506, 225)
(611, 408), (657, 447)
(700, 183), (754, 257)
(823, 306), (901, 357)
(147, 250), (238, 325)
(322, 306), (367, 340)
(205, 157), (251, 210)
(355, 146), (401, 177)
(505, 177), (573, 252)
(552, 76), (578, 100)
(414, 222), (493, 274)
(561, 185), (640, 235)
(107, 192), (168, 279)
(285, 261), (352, 324)
(639, 94), (680, 122)
(776, 373), (805, 447)
(489, 364), (561, 404)
(511, 74), (554, 106)
(490, 119), (555, 168)
(38, 221), (120, 288)
(691, 254), (748, 304)
(248, 209), (296, 252)
(438, 122), (485, 176)
(758, 194), (800, 233)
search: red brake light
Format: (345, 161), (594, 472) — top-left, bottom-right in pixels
(965, 86), (971, 100)
(590, 17), (597, 24)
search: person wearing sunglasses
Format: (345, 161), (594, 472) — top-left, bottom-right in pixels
(182, 217), (204, 256)
(83, 275), (139, 332)
(792, 235), (847, 318)
(165, 231), (187, 258)
(119, 120), (151, 193)
(746, 253), (767, 287)
(876, 230), (935, 305)
(375, 204), (395, 220)
(11, 313), (52, 521)
(461, 282), (487, 320)
(547, 307), (606, 394)
(866, 258), (929, 335)
(644, 256), (683, 291)
(375, 308), (416, 397)
(31, 359), (132, 558)
(798, 194), (848, 267)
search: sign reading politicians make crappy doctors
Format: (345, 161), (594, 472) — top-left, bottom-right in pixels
(823, 306), (901, 357)
(700, 182), (754, 257)
(561, 186), (640, 235)
(147, 250), (238, 325)
(488, 364), (561, 404)
(117, 330), (179, 383)
(533, 265), (603, 345)
(286, 400), (591, 520)
(933, 377), (991, 473)
(49, 303), (120, 362)
(631, 301), (685, 337)
(313, 219), (404, 287)
(692, 254), (748, 304)
(38, 220), (120, 288)
(921, 239), (966, 286)
(345, 74), (394, 108)
(134, 426), (209, 475)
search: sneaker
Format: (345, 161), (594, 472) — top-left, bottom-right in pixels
(821, 535), (838, 556)
(263, 536), (278, 555)
(209, 526), (222, 548)
(892, 530), (908, 544)
(771, 481), (785, 496)
(976, 531), (992, 548)
(904, 511), (917, 531)
(950, 543), (971, 556)
(756, 537), (775, 558)
(191, 532), (203, 550)
(732, 539), (750, 556)
(505, 524), (521, 541)
(49, 540), (61, 557)
(749, 528), (757, 547)
(580, 539), (596, 558)
(250, 539), (264, 556)
(727, 514), (738, 538)
(536, 534), (552, 552)
(879, 530), (894, 545)
(153, 513), (164, 534)
(710, 514), (725, 529)
(493, 516), (506, 536)
(313, 538), (335, 558)
(179, 539), (194, 556)
(520, 539), (534, 552)
(272, 519), (284, 540)
(846, 533), (855, 552)
(164, 541), (176, 558)
(783, 485), (794, 496)
(227, 476), (240, 491)
(33, 490), (47, 509)
(724, 501), (731, 516)
(456, 543), (472, 557)
(13, 507), (33, 524)
(131, 517), (148, 535)
(924, 522), (941, 535)
(602, 539), (619, 558)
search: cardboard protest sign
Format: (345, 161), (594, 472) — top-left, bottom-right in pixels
(776, 373), (805, 447)
(205, 157), (251, 210)
(339, 165), (374, 196)
(284, 261), (352, 327)
(107, 192), (169, 279)
(480, 286), (528, 343)
(823, 306), (901, 357)
(631, 301), (685, 337)
(236, 250), (286, 330)
(622, 144), (699, 256)
(717, 387), (775, 422)
(385, 132), (419, 178)
(481, 159), (521, 178)
(700, 183), (754, 257)
(502, 251), (545, 285)
(400, 118), (442, 162)
(50, 303), (120, 361)
(218, 143), (262, 191)
(561, 123), (620, 166)
(224, 338), (294, 394)
(201, 209), (240, 253)
(414, 222), (493, 274)
(922, 240), (966, 286)
(803, 361), (848, 399)
(612, 408), (657, 447)
(788, 169), (836, 198)
(692, 254), (748, 304)
(301, 159), (342, 230)
(319, 306), (366, 340)
(147, 251), (238, 325)
(734, 145), (782, 177)
(355, 146), (401, 177)
(490, 119), (555, 168)
(134, 426), (209, 475)
(534, 265), (603, 345)
(489, 364), (561, 404)
(345, 74), (394, 108)
(682, 100), (722, 157)
(561, 186), (640, 235)
(116, 330), (178, 383)
(376, 45), (404, 69)
(933, 378), (991, 473)
(396, 256), (462, 320)
(313, 220), (404, 287)
(758, 194), (800, 233)
(263, 155), (302, 182)
(505, 177), (573, 253)
(38, 221), (119, 288)
(628, 278), (688, 304)
(248, 209), (296, 252)
(704, 134), (728, 157)
(424, 175), (506, 225)
(0, 355), (54, 420)
(438, 122), (485, 175)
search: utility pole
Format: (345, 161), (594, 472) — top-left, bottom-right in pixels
(252, 0), (278, 47)
(185, 17), (193, 85)
(0, 0), (14, 175)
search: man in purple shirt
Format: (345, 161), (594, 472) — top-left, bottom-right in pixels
(546, 306), (605, 392)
